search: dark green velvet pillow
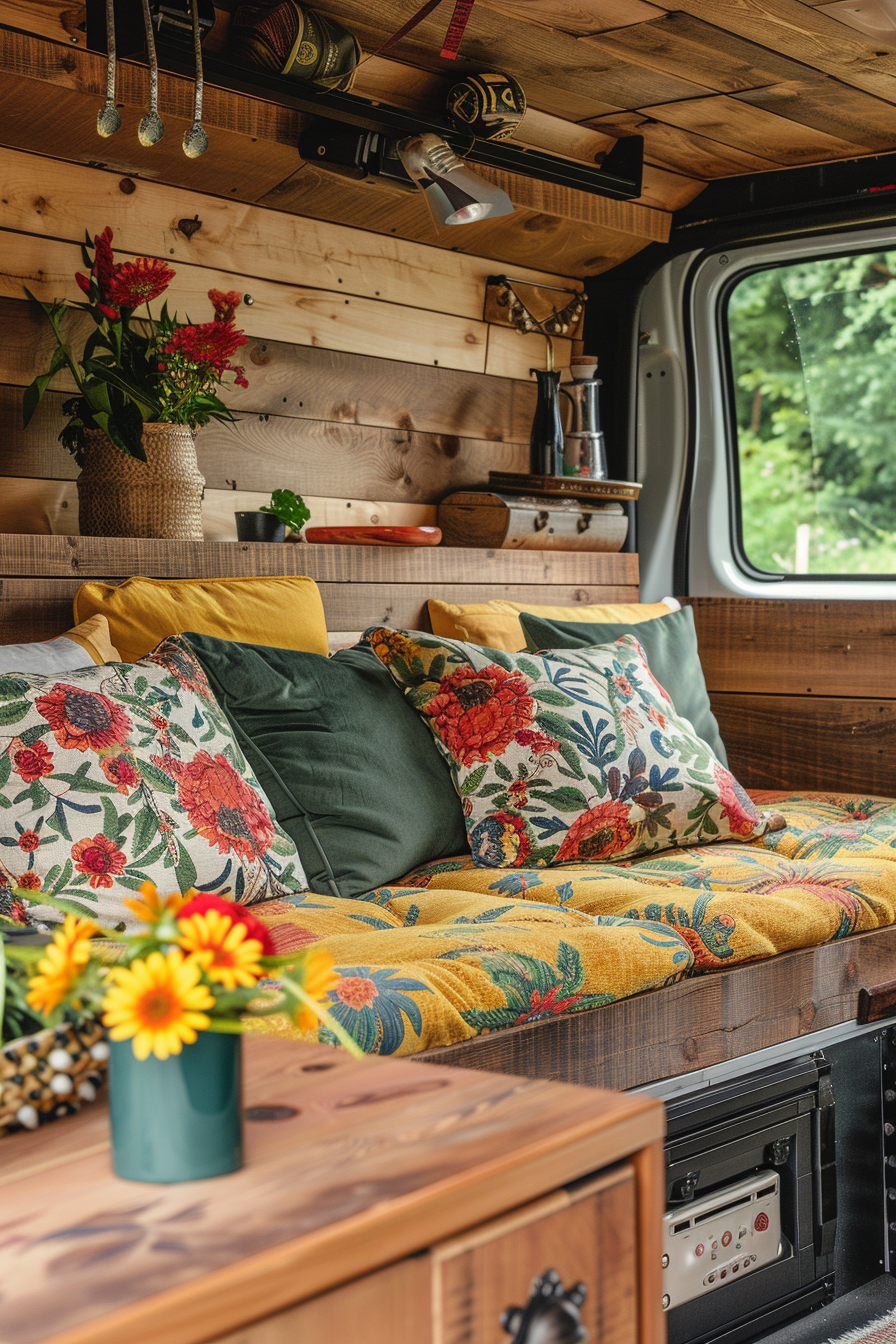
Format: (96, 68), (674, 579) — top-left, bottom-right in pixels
(184, 633), (468, 898)
(519, 605), (728, 766)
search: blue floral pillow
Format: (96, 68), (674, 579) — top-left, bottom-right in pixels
(365, 627), (774, 868)
(0, 637), (306, 926)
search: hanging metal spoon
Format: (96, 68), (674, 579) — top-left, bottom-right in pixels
(97, 0), (121, 137)
(182, 0), (208, 157)
(137, 0), (164, 146)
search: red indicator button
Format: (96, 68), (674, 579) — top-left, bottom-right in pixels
(754, 1213), (769, 1232)
(695, 1244), (705, 1257)
(721, 1231), (732, 1247)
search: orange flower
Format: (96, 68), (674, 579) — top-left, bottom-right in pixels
(287, 946), (341, 1032)
(177, 907), (265, 990)
(555, 800), (637, 863)
(71, 834), (127, 889)
(122, 879), (190, 925)
(26, 914), (98, 1016)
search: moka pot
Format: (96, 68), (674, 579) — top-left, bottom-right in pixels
(560, 376), (608, 480)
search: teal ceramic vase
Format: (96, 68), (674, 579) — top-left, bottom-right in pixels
(108, 1032), (243, 1183)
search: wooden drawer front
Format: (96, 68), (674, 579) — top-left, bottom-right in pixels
(212, 1257), (431, 1344)
(434, 1164), (638, 1344)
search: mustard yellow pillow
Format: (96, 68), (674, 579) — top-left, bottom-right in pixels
(74, 575), (328, 664)
(427, 598), (673, 652)
(0, 615), (121, 674)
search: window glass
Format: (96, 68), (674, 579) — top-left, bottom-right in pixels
(728, 249), (896, 575)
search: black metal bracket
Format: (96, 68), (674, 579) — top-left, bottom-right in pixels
(84, 3), (643, 202)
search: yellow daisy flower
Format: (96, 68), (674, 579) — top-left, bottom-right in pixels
(122, 880), (192, 925)
(176, 909), (265, 990)
(101, 949), (214, 1060)
(26, 914), (98, 1016)
(288, 946), (341, 1032)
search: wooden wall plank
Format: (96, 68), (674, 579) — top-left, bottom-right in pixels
(423, 923), (896, 1090)
(638, 93), (872, 164)
(732, 76), (896, 154)
(0, 478), (438, 541)
(0, 386), (530, 501)
(711, 691), (896, 794)
(2, 0), (85, 45)
(0, 231), (492, 376)
(0, 147), (581, 323)
(689, 599), (896, 699)
(0, 300), (536, 444)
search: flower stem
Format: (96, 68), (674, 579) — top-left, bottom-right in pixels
(279, 974), (365, 1058)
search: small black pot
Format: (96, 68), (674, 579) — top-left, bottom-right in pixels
(235, 511), (286, 543)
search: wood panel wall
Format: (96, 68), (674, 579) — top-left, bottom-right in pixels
(689, 598), (896, 797)
(0, 145), (584, 544)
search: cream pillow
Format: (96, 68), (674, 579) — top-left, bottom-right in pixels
(427, 597), (677, 652)
(0, 615), (120, 674)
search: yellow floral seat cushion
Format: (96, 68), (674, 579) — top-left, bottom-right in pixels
(252, 792), (896, 1056)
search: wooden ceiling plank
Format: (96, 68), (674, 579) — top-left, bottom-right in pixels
(637, 164), (706, 209)
(731, 76), (896, 154)
(662, 0), (896, 106)
(2, 0), (85, 45)
(639, 91), (879, 163)
(0, 146), (580, 322)
(469, 0), (668, 36)
(583, 110), (780, 175)
(583, 10), (827, 93)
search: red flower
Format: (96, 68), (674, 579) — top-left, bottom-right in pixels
(515, 729), (560, 756)
(173, 751), (275, 861)
(470, 810), (532, 867)
(106, 256), (175, 308)
(425, 664), (534, 767)
(336, 976), (379, 1010)
(515, 984), (583, 1025)
(12, 740), (54, 782)
(613, 673), (634, 699)
(36, 684), (132, 753)
(92, 227), (116, 298)
(17, 872), (43, 891)
(509, 778), (529, 807)
(75, 271), (91, 296)
(208, 288), (242, 322)
(714, 765), (761, 838)
(17, 830), (40, 853)
(178, 892), (276, 955)
(101, 753), (141, 794)
(162, 319), (247, 370)
(231, 365), (249, 389)
(556, 800), (637, 863)
(71, 833), (127, 889)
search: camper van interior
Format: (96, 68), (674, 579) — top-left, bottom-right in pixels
(5, 2), (896, 1342)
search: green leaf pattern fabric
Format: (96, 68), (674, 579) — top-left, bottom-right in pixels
(365, 626), (771, 869)
(0, 637), (306, 926)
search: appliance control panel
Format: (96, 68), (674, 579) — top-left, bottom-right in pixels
(662, 1171), (783, 1309)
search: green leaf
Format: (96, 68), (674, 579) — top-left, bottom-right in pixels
(460, 764), (488, 796)
(175, 846), (197, 892)
(557, 940), (585, 995)
(517, 657), (541, 680)
(101, 795), (124, 838)
(137, 759), (176, 795)
(0, 700), (30, 727)
(261, 489), (311, 532)
(529, 785), (589, 812)
(556, 740), (585, 779)
(531, 688), (576, 707)
(493, 758), (513, 782)
(533, 710), (578, 743)
(132, 805), (159, 856)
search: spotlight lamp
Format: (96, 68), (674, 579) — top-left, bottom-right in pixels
(395, 133), (514, 227)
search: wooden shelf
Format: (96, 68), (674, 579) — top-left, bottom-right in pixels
(0, 534), (638, 584)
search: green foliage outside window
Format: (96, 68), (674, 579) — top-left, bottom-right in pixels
(728, 250), (896, 575)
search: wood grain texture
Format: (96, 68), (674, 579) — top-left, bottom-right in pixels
(0, 1037), (663, 1344)
(582, 112), (780, 178)
(633, 1140), (666, 1344)
(434, 1170), (639, 1344)
(0, 231), (490, 376)
(638, 93), (868, 164)
(688, 599), (896, 698)
(213, 1258), (431, 1344)
(733, 75), (896, 153)
(423, 923), (896, 1090)
(0, 147), (580, 322)
(0, 301), (536, 444)
(476, 0), (666, 35)
(711, 692), (896, 794)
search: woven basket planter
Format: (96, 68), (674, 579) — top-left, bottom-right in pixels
(78, 422), (205, 540)
(0, 1019), (108, 1138)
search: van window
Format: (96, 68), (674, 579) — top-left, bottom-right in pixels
(727, 249), (896, 577)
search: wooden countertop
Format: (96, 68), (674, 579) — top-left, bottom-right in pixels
(0, 1036), (663, 1344)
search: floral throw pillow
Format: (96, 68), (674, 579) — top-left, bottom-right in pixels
(365, 627), (773, 868)
(0, 637), (307, 926)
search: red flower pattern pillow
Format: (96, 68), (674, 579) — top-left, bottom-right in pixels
(365, 627), (777, 869)
(0, 637), (306, 926)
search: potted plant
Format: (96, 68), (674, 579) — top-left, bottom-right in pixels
(23, 227), (249, 541)
(6, 883), (361, 1179)
(235, 488), (311, 543)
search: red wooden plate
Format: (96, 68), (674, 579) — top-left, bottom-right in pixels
(303, 525), (442, 546)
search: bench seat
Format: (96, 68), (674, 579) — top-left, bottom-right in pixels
(252, 792), (896, 1057)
